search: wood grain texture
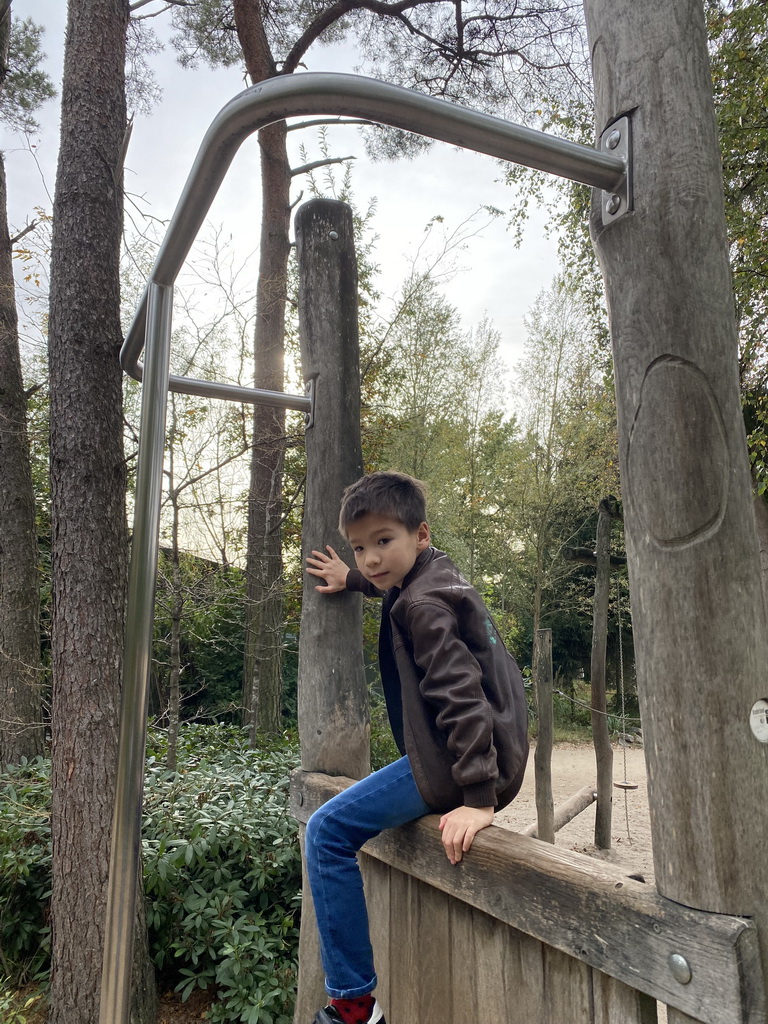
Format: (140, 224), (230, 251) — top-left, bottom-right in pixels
(293, 771), (763, 1023)
(584, 0), (768, 1012)
(534, 628), (555, 843)
(293, 199), (368, 1022)
(295, 198), (368, 781)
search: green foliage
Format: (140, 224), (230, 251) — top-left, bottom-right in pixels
(0, 980), (44, 1024)
(0, 758), (51, 986)
(153, 553), (246, 720)
(0, 18), (56, 134)
(143, 725), (301, 1023)
(0, 727), (302, 1024)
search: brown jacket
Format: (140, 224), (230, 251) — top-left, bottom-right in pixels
(348, 547), (528, 812)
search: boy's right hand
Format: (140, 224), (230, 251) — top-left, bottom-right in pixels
(305, 545), (349, 593)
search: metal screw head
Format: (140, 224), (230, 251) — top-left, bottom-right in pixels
(668, 953), (692, 985)
(328, 230), (339, 240)
(607, 128), (622, 150)
(606, 194), (622, 215)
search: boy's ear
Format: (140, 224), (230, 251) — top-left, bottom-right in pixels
(417, 521), (430, 549)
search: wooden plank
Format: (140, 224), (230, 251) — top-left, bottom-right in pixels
(446, 899), (480, 1019)
(292, 771), (763, 1024)
(359, 853), (391, 1009)
(592, 968), (659, 1024)
(543, 944), (594, 1022)
(293, 826), (328, 1022)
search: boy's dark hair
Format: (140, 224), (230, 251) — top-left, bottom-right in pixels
(339, 471), (428, 537)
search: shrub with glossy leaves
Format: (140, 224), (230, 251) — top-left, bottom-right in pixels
(0, 757), (51, 986)
(0, 726), (302, 1024)
(143, 725), (301, 1023)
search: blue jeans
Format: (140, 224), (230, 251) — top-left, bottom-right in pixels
(305, 755), (431, 998)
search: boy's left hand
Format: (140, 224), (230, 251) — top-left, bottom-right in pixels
(438, 806), (494, 865)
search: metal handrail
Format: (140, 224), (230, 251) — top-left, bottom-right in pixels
(104, 73), (628, 1024)
(121, 71), (627, 407)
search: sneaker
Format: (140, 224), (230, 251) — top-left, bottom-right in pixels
(312, 1001), (386, 1024)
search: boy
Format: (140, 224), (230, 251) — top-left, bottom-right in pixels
(304, 471), (529, 1024)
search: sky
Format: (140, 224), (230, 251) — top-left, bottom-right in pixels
(4, 0), (563, 372)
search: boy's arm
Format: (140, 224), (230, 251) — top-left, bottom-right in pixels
(406, 598), (500, 805)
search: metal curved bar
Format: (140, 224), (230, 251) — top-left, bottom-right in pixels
(121, 71), (626, 403)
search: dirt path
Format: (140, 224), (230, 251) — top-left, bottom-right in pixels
(495, 741), (655, 883)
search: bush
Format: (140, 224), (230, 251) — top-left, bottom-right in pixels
(0, 758), (51, 986)
(144, 725), (301, 1023)
(0, 726), (302, 1024)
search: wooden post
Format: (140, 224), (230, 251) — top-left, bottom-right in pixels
(294, 198), (368, 1020)
(585, 1), (768, 1015)
(591, 497), (615, 849)
(533, 628), (554, 844)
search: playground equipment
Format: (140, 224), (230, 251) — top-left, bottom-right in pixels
(108, 2), (768, 1022)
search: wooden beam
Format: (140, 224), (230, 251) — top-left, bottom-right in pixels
(533, 628), (555, 843)
(521, 783), (597, 838)
(291, 771), (765, 1024)
(563, 547), (627, 567)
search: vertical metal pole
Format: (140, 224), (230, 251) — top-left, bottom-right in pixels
(99, 282), (173, 1024)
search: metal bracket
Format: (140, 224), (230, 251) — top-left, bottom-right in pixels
(600, 116), (632, 225)
(304, 377), (315, 431)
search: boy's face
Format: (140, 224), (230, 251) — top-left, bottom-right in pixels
(347, 513), (430, 590)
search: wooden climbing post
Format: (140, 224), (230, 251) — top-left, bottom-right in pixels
(533, 628), (555, 844)
(294, 198), (368, 1020)
(590, 497), (617, 849)
(585, 1), (768, 1016)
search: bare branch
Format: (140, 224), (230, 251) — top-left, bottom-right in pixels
(291, 155), (356, 178)
(130, 0), (190, 13)
(10, 220), (38, 247)
(283, 0), (445, 74)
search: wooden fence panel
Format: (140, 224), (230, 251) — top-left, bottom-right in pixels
(293, 773), (758, 1024)
(360, 850), (659, 1024)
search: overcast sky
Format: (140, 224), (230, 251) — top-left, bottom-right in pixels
(5, 0), (564, 369)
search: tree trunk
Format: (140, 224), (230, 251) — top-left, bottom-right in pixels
(47, 1), (153, 1021)
(0, 142), (44, 766)
(236, 34), (292, 736)
(586, 0), (768, 1008)
(590, 498), (614, 849)
(232, 1), (291, 739)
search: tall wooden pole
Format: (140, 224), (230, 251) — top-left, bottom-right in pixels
(585, 0), (768, 1013)
(533, 628), (555, 844)
(294, 198), (368, 1019)
(590, 497), (615, 849)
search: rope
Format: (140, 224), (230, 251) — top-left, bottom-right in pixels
(616, 578), (633, 843)
(553, 689), (641, 723)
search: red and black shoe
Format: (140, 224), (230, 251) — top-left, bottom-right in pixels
(312, 1000), (386, 1024)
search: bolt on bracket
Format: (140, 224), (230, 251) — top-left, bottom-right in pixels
(600, 116), (632, 225)
(304, 377), (316, 431)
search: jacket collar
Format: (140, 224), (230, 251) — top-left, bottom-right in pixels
(399, 545), (437, 592)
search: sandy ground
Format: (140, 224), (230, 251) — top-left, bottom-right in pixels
(495, 740), (655, 882)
